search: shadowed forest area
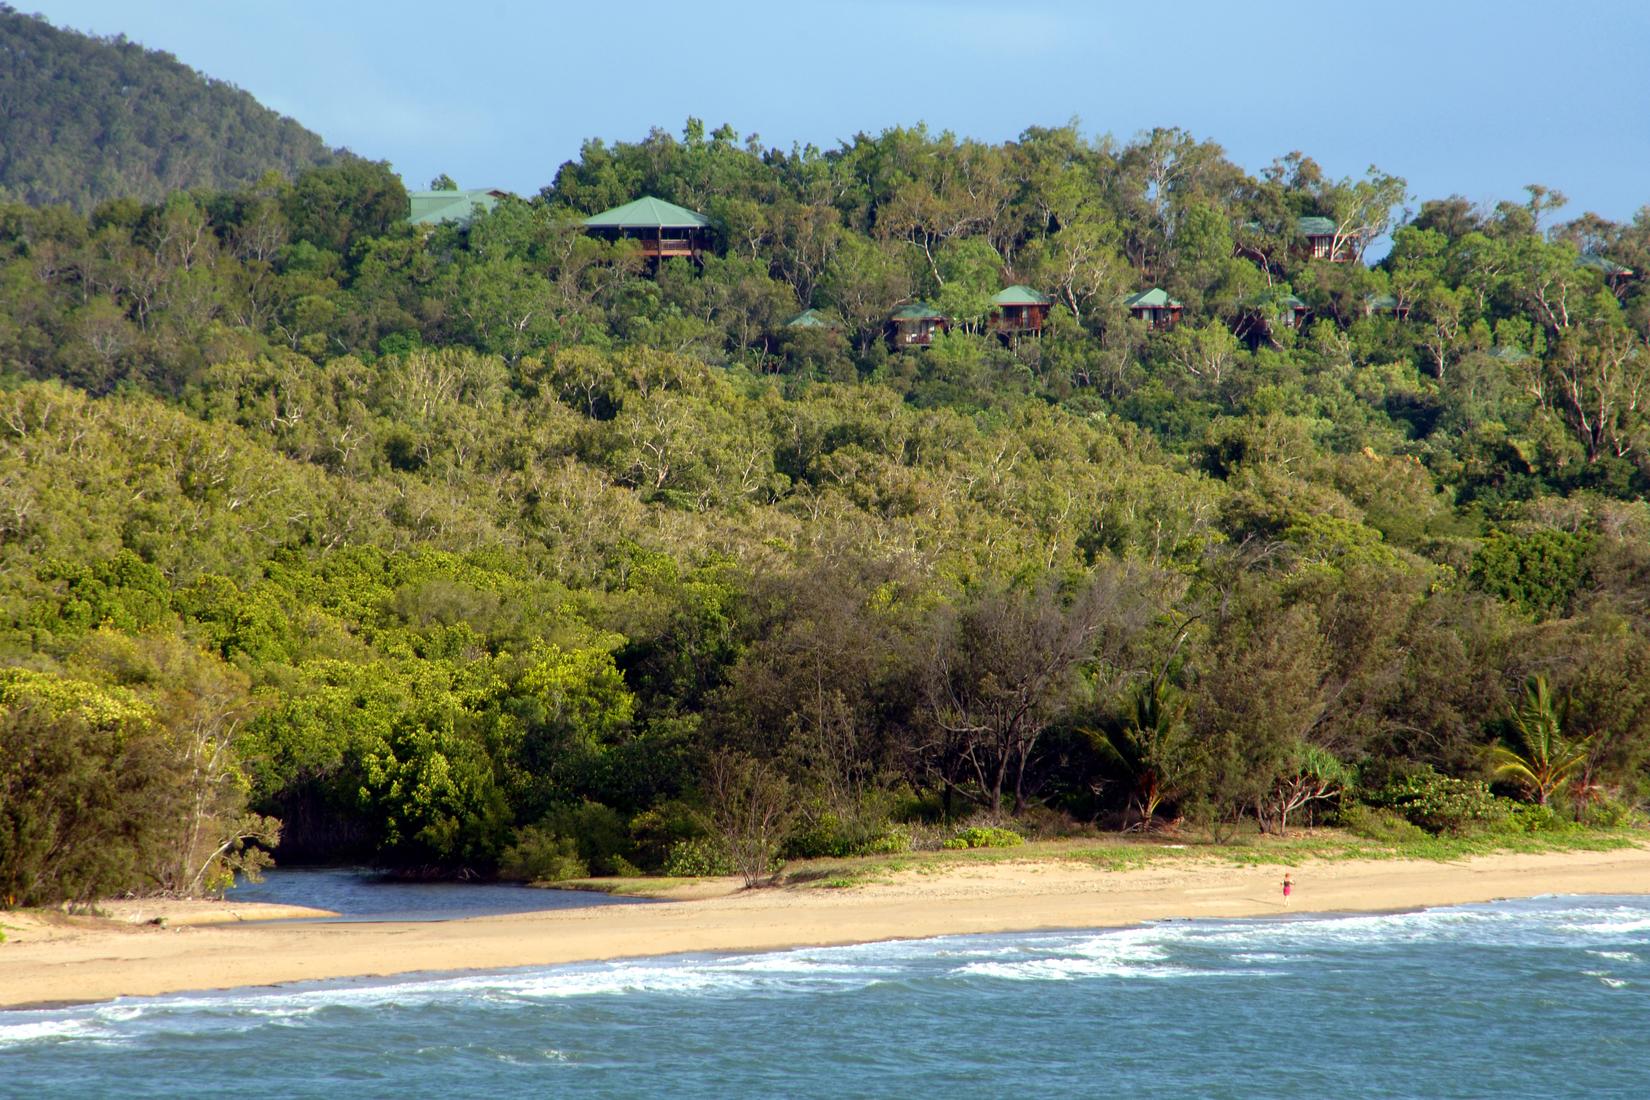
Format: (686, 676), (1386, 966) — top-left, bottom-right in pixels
(5, 110), (1650, 904)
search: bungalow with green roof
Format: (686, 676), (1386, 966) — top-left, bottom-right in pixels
(1233, 293), (1310, 346)
(583, 195), (712, 263)
(990, 285), (1052, 336)
(784, 308), (842, 330)
(407, 188), (509, 228)
(888, 302), (949, 348)
(1365, 294), (1411, 321)
(1278, 294), (1310, 329)
(1579, 253), (1637, 298)
(1297, 216), (1361, 262)
(1124, 288), (1182, 331)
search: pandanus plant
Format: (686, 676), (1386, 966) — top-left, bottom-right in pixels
(1489, 675), (1591, 806)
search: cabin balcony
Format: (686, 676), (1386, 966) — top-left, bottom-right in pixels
(1130, 306), (1182, 332)
(991, 304), (1048, 334)
(1305, 235), (1355, 263)
(586, 226), (709, 263)
(636, 237), (703, 259)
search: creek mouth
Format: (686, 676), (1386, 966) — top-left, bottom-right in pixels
(224, 867), (654, 923)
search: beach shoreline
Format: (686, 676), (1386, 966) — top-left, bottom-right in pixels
(4, 844), (1648, 1011)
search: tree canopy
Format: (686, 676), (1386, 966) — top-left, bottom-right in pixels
(0, 7), (335, 210)
(5, 113), (1650, 900)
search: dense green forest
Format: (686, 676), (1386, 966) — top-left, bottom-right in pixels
(0, 8), (334, 211)
(4, 116), (1650, 904)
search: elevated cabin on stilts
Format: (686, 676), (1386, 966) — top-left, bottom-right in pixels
(1233, 293), (1310, 347)
(582, 196), (712, 266)
(1297, 216), (1362, 263)
(1579, 253), (1637, 299)
(888, 303), (949, 348)
(1124, 288), (1183, 331)
(990, 285), (1052, 340)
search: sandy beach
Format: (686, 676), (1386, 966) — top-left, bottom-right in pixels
(4, 845), (1648, 1010)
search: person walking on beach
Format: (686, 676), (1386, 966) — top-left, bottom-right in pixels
(1282, 873), (1293, 907)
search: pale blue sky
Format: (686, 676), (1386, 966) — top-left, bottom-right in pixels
(27, 0), (1650, 227)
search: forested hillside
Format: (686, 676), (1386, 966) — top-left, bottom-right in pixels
(0, 7), (334, 210)
(4, 118), (1650, 903)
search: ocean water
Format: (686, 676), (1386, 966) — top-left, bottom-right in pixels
(4, 895), (1647, 1098)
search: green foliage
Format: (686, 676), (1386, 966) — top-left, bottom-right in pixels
(1469, 529), (1591, 618)
(0, 670), (172, 906)
(1489, 675), (1591, 806)
(1577, 797), (1642, 829)
(498, 826), (588, 883)
(941, 825), (1024, 850)
(701, 751), (794, 887)
(661, 837), (732, 877)
(1506, 802), (1566, 834)
(1365, 768), (1511, 835)
(7, 108), (1650, 903)
(1337, 803), (1429, 845)
(526, 801), (635, 876)
(0, 11), (333, 210)
(787, 813), (914, 859)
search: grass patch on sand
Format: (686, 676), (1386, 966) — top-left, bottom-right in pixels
(549, 827), (1642, 894)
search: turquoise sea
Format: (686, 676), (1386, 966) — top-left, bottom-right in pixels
(4, 894), (1647, 1098)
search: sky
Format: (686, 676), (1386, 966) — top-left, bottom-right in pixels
(25, 0), (1650, 229)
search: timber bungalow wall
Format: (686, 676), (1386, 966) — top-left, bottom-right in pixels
(991, 303), (1050, 334)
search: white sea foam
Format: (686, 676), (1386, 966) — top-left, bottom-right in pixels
(9, 897), (1645, 1047)
(1565, 915), (1650, 936)
(955, 927), (1223, 982)
(0, 1017), (102, 1046)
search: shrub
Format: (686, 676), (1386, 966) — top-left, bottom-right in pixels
(702, 752), (794, 887)
(1507, 802), (1567, 834)
(1011, 805), (1086, 840)
(786, 810), (914, 859)
(941, 825), (1024, 850)
(498, 825), (588, 882)
(1338, 803), (1428, 845)
(536, 801), (633, 876)
(786, 811), (865, 859)
(863, 825), (914, 854)
(627, 801), (701, 871)
(1579, 798), (1642, 829)
(662, 837), (732, 877)
(1366, 768), (1510, 835)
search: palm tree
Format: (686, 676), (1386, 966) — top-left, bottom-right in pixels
(1090, 679), (1191, 829)
(1489, 675), (1591, 806)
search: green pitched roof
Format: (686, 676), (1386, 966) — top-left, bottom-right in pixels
(1297, 216), (1338, 237)
(1366, 294), (1401, 312)
(408, 189), (501, 226)
(1241, 292), (1308, 313)
(583, 195), (711, 229)
(784, 308), (841, 329)
(992, 285), (1051, 306)
(1578, 253), (1634, 277)
(1490, 345), (1532, 362)
(1124, 288), (1181, 309)
(890, 302), (947, 320)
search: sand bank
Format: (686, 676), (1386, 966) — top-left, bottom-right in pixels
(4, 845), (1648, 1009)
